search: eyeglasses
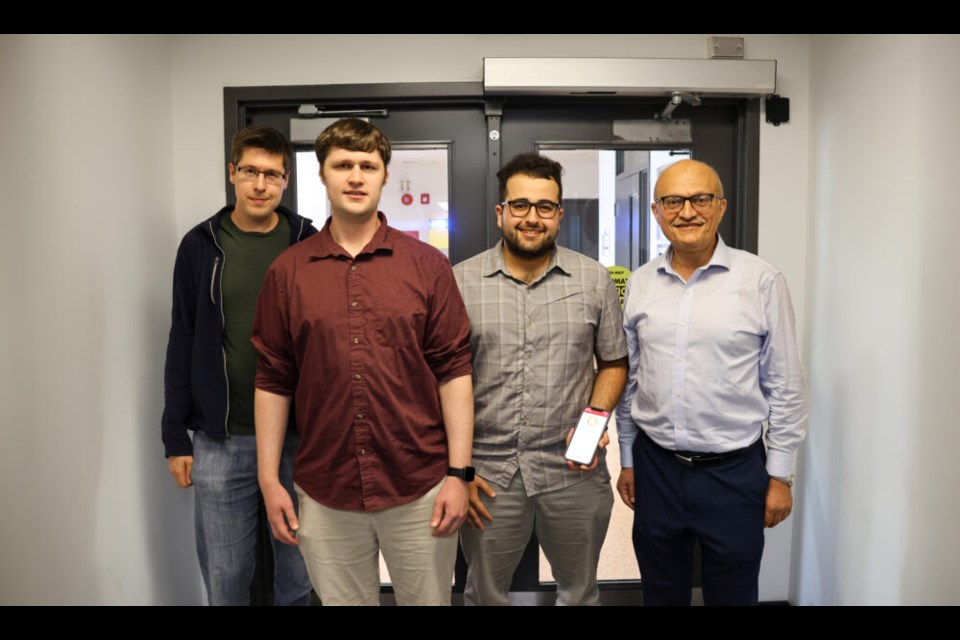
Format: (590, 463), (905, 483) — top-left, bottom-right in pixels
(501, 199), (561, 219)
(235, 165), (287, 186)
(656, 194), (722, 213)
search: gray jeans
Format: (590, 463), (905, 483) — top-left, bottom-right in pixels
(460, 471), (613, 605)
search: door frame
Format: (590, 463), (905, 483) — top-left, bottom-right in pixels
(224, 81), (762, 601)
(224, 84), (759, 256)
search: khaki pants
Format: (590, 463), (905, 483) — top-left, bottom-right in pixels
(295, 480), (457, 605)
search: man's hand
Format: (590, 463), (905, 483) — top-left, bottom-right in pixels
(616, 468), (635, 511)
(565, 427), (609, 471)
(466, 476), (497, 530)
(261, 482), (300, 546)
(167, 455), (193, 488)
(764, 478), (793, 528)
(430, 476), (469, 537)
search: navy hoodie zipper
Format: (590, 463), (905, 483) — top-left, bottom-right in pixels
(207, 220), (230, 437)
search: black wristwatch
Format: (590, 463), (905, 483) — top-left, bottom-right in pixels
(447, 466), (476, 482)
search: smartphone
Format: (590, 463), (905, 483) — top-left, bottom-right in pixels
(564, 406), (611, 467)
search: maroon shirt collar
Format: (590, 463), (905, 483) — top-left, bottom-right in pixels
(310, 212), (395, 259)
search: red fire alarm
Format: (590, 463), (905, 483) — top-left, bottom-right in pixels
(420, 193), (430, 205)
(401, 193), (413, 206)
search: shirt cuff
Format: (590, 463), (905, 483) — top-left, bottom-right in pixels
(616, 415), (637, 468)
(435, 362), (473, 385)
(765, 448), (796, 477)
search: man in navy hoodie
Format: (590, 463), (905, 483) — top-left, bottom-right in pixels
(162, 125), (317, 605)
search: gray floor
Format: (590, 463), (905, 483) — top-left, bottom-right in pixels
(375, 588), (708, 606)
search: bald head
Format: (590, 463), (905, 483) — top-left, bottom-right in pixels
(654, 159), (724, 200)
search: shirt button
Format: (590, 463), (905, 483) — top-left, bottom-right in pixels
(357, 413), (364, 419)
(351, 301), (358, 308)
(350, 265), (357, 271)
(677, 424), (684, 430)
(676, 357), (682, 363)
(675, 392), (681, 397)
(353, 337), (360, 344)
(359, 448), (366, 455)
(354, 374), (362, 380)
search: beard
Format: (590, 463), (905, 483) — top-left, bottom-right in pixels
(502, 224), (556, 259)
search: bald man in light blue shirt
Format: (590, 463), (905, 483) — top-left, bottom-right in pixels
(615, 159), (807, 606)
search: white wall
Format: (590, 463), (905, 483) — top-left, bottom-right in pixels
(908, 35), (960, 606)
(0, 35), (201, 604)
(748, 35), (812, 602)
(796, 34), (960, 605)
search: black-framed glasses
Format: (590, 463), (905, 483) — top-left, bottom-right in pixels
(656, 193), (722, 213)
(501, 199), (561, 219)
(235, 165), (287, 186)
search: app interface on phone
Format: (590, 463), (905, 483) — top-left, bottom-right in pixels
(567, 408), (609, 463)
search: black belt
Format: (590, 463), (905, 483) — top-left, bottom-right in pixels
(646, 431), (760, 468)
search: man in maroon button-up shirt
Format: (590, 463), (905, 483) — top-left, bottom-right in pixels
(252, 118), (475, 606)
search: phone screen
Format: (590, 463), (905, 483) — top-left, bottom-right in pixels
(564, 407), (611, 466)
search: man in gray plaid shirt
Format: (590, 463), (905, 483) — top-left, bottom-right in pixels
(453, 153), (628, 605)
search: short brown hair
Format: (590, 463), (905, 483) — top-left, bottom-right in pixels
(230, 125), (293, 173)
(315, 118), (391, 168)
(497, 152), (563, 202)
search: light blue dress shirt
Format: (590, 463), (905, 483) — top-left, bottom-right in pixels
(615, 236), (807, 477)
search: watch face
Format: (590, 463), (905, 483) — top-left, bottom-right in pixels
(449, 467), (476, 482)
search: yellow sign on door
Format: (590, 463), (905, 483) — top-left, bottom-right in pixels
(608, 266), (631, 308)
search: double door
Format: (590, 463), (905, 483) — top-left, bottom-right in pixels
(232, 84), (759, 598)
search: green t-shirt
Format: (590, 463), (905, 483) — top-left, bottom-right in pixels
(219, 210), (290, 436)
